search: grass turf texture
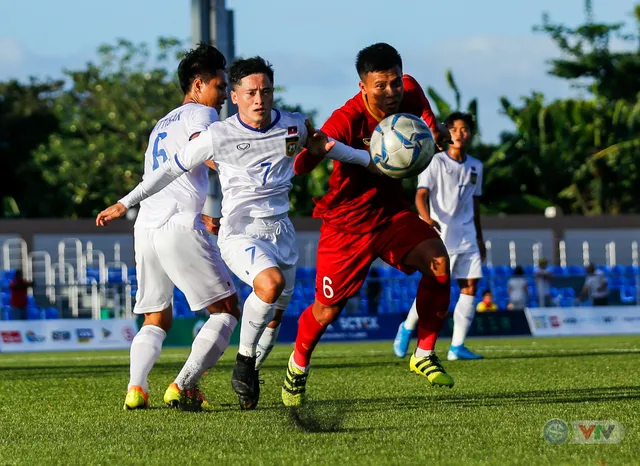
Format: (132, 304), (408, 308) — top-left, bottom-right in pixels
(1, 336), (638, 465)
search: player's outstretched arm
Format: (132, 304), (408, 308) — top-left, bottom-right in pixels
(303, 120), (378, 173)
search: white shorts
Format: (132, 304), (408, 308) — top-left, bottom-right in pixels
(133, 222), (235, 314)
(219, 215), (298, 310)
(449, 251), (483, 280)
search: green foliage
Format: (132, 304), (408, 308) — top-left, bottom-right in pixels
(0, 78), (62, 217)
(30, 38), (185, 217)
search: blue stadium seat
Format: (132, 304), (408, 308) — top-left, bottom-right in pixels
(567, 265), (585, 276)
(86, 267), (101, 282)
(550, 265), (567, 276)
(296, 266), (315, 281)
(623, 265), (636, 276)
(482, 265), (493, 277)
(620, 286), (636, 304)
(493, 265), (512, 277)
(560, 297), (574, 308)
(610, 265), (625, 276)
(609, 276), (623, 289)
(523, 265), (535, 276)
(27, 307), (41, 320)
(107, 268), (124, 283)
(44, 307), (59, 319)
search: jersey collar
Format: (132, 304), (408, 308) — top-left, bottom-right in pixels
(362, 93), (384, 123)
(237, 109), (281, 133)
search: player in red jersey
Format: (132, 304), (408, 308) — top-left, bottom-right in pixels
(281, 43), (454, 407)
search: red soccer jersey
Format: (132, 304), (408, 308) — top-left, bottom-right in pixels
(294, 74), (437, 233)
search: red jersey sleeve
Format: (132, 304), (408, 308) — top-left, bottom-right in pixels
(293, 108), (354, 175)
(403, 74), (437, 129)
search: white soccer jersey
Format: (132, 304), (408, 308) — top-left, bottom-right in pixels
(211, 110), (307, 226)
(135, 103), (218, 230)
(417, 151), (483, 254)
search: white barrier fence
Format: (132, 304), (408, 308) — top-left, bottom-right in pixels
(525, 306), (640, 337)
(0, 319), (138, 353)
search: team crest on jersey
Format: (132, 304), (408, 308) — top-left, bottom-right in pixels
(470, 173), (478, 184)
(285, 136), (299, 157)
(287, 126), (298, 135)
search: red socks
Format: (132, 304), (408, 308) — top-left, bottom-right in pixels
(293, 304), (326, 367)
(415, 274), (450, 351)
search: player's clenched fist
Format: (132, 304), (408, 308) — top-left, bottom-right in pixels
(96, 202), (127, 226)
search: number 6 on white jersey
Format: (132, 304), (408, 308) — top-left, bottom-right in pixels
(322, 276), (334, 299)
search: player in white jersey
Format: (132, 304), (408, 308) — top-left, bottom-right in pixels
(97, 56), (375, 409)
(393, 112), (486, 361)
(97, 44), (241, 411)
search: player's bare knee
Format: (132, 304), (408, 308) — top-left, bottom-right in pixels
(143, 308), (173, 332)
(253, 267), (286, 303)
(459, 279), (478, 296)
(206, 293), (241, 320)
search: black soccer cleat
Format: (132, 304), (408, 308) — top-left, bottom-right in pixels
(231, 353), (260, 410)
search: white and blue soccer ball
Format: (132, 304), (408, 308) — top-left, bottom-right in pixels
(370, 113), (436, 179)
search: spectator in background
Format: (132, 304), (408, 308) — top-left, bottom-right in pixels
(476, 290), (498, 312)
(579, 263), (609, 306)
(534, 258), (553, 307)
(9, 269), (33, 320)
(507, 265), (528, 311)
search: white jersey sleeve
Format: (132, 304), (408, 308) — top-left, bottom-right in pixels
(417, 161), (436, 190)
(325, 140), (371, 167)
(119, 130), (215, 208)
(473, 162), (483, 196)
(188, 105), (219, 137)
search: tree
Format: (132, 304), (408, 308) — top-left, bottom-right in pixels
(0, 79), (62, 217)
(534, 0), (640, 101)
(31, 38), (185, 217)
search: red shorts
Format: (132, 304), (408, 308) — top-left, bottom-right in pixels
(315, 210), (439, 306)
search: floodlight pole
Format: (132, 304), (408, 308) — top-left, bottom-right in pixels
(192, 0), (236, 220)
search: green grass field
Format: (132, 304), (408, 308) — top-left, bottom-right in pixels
(1, 335), (638, 465)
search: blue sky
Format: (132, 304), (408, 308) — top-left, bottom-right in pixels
(1, 0), (636, 142)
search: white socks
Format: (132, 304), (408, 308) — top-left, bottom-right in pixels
(174, 312), (237, 389)
(451, 293), (476, 347)
(404, 299), (419, 331)
(128, 325), (167, 392)
(255, 323), (280, 370)
(238, 292), (276, 358)
(414, 347), (434, 357)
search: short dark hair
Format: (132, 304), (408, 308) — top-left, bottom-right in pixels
(482, 289), (492, 296)
(228, 56), (274, 88)
(177, 43), (227, 94)
(445, 112), (475, 133)
(356, 43), (402, 78)
(514, 265), (524, 276)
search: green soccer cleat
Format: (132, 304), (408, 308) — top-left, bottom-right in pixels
(163, 382), (210, 411)
(123, 386), (149, 410)
(409, 352), (455, 388)
(281, 353), (309, 408)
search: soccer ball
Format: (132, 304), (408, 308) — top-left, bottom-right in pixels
(370, 113), (436, 179)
